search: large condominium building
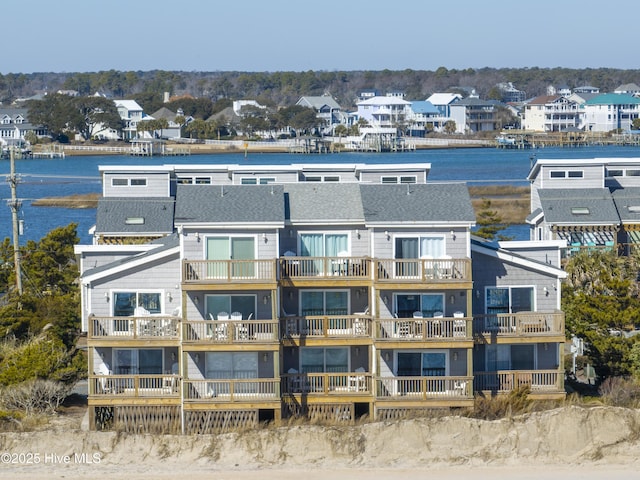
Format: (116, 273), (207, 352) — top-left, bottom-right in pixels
(75, 162), (566, 434)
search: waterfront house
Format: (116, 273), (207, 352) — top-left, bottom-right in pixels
(449, 97), (497, 134)
(296, 94), (345, 134)
(522, 95), (581, 133)
(75, 162), (566, 433)
(0, 107), (48, 145)
(526, 157), (640, 255)
(582, 93), (640, 132)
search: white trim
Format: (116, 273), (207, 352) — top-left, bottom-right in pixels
(82, 246), (180, 283)
(472, 242), (567, 278)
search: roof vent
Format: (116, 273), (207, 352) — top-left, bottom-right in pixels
(125, 217), (145, 225)
(629, 206), (640, 213)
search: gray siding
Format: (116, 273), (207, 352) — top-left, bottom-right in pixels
(88, 255), (181, 318)
(472, 252), (559, 314)
(103, 172), (170, 198)
(540, 164), (603, 190)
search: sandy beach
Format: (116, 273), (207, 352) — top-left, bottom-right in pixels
(1, 405), (639, 479)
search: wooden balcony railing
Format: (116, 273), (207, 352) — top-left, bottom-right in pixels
(473, 370), (563, 393)
(183, 378), (280, 401)
(89, 315), (180, 340)
(282, 315), (371, 338)
(376, 317), (470, 340)
(375, 376), (472, 399)
(183, 320), (279, 343)
(473, 312), (564, 336)
(182, 259), (276, 283)
(279, 256), (371, 279)
(282, 373), (372, 395)
(376, 258), (471, 282)
(89, 375), (181, 397)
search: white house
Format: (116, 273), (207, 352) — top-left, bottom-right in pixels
(356, 96), (412, 128)
(583, 93), (640, 132)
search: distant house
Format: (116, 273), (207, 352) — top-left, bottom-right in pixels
(408, 100), (441, 135)
(296, 94), (344, 134)
(449, 97), (497, 134)
(426, 93), (462, 118)
(496, 83), (526, 103)
(522, 95), (581, 132)
(142, 107), (185, 140)
(116, 100), (147, 140)
(583, 93), (640, 132)
(614, 83), (640, 97)
(356, 96), (412, 128)
(573, 85), (600, 94)
(0, 107), (47, 145)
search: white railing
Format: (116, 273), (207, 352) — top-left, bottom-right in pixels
(183, 320), (279, 343)
(474, 370), (563, 393)
(376, 376), (472, 399)
(183, 378), (280, 401)
(282, 315), (371, 338)
(90, 375), (180, 397)
(376, 317), (469, 340)
(89, 316), (180, 339)
(474, 312), (564, 336)
(282, 373), (372, 394)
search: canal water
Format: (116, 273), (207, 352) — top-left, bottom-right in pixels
(0, 145), (638, 244)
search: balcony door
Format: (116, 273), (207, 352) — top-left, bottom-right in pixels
(300, 233), (348, 274)
(395, 293), (444, 318)
(395, 236), (444, 277)
(206, 236), (255, 278)
(205, 294), (256, 321)
(300, 290), (348, 316)
(397, 351), (447, 377)
(113, 348), (163, 375)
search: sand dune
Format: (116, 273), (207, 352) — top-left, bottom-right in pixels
(1, 406), (638, 479)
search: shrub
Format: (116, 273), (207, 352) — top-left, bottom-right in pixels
(598, 376), (640, 408)
(471, 386), (532, 420)
(1, 379), (70, 415)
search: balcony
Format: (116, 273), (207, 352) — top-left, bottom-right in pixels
(473, 370), (563, 394)
(473, 312), (564, 337)
(90, 374), (181, 397)
(282, 315), (372, 338)
(183, 319), (279, 343)
(183, 378), (280, 402)
(376, 258), (471, 283)
(89, 315), (180, 340)
(376, 317), (470, 341)
(282, 372), (372, 395)
(375, 376), (472, 399)
(182, 259), (276, 284)
(280, 256), (370, 280)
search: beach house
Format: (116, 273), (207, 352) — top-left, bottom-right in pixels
(75, 162), (566, 433)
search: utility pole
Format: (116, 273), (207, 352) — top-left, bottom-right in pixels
(8, 147), (23, 295)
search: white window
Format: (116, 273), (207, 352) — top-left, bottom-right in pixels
(112, 291), (162, 316)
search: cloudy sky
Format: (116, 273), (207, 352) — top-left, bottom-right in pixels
(4, 0), (639, 73)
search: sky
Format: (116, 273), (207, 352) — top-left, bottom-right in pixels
(4, 0), (640, 74)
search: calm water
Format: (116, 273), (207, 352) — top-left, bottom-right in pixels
(1, 145), (639, 244)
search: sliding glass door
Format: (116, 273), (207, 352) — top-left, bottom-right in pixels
(206, 236), (255, 278)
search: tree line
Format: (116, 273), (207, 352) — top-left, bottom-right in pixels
(4, 67), (640, 110)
